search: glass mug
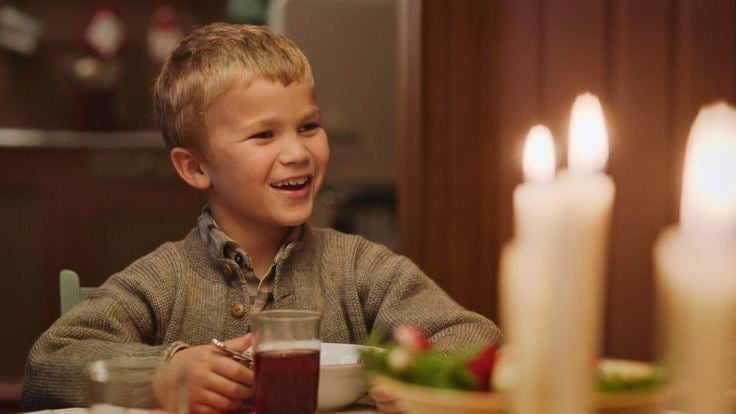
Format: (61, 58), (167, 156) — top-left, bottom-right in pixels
(251, 310), (322, 414)
(86, 358), (188, 414)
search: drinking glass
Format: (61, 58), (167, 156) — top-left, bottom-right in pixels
(251, 310), (322, 414)
(86, 358), (188, 414)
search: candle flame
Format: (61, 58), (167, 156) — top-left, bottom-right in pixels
(681, 101), (736, 241)
(523, 125), (556, 183)
(568, 93), (609, 173)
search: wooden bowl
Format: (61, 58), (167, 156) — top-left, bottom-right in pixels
(371, 375), (674, 414)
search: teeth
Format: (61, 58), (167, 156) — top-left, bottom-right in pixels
(273, 176), (309, 188)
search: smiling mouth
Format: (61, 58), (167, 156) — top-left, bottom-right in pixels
(270, 175), (312, 191)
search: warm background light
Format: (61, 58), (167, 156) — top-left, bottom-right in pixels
(568, 93), (609, 174)
(523, 125), (556, 184)
(680, 102), (736, 243)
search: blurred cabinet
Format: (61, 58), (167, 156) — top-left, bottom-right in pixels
(0, 131), (203, 381)
(270, 0), (400, 188)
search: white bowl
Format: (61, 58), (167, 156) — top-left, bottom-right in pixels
(318, 343), (380, 412)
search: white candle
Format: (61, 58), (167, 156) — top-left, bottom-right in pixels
(550, 93), (615, 414)
(655, 102), (736, 414)
(502, 93), (615, 414)
(501, 125), (563, 413)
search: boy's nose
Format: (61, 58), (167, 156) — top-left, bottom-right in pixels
(279, 135), (311, 165)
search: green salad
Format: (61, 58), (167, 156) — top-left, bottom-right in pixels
(361, 324), (668, 394)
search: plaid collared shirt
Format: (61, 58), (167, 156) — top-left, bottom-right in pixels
(197, 207), (302, 313)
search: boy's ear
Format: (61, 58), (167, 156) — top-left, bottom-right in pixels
(169, 147), (211, 190)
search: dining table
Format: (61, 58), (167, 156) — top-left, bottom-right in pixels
(21, 407), (687, 414)
(23, 405), (378, 414)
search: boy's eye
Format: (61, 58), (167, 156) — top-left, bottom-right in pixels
(298, 122), (321, 134)
(248, 130), (273, 139)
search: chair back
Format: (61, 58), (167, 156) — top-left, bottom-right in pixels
(59, 269), (96, 315)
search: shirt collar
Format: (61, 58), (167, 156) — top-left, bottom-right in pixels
(197, 206), (303, 269)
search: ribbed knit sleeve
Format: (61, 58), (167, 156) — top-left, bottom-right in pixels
(21, 244), (187, 411)
(346, 233), (503, 352)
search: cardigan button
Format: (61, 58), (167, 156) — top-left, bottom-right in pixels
(230, 303), (246, 318)
(223, 263), (237, 278)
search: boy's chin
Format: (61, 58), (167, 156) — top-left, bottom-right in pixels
(278, 210), (313, 227)
(280, 218), (309, 227)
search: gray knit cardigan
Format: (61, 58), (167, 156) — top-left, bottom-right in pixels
(22, 225), (502, 410)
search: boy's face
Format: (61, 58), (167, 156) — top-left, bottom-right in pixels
(199, 77), (329, 233)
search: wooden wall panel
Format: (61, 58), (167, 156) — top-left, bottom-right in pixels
(397, 0), (424, 265)
(497, 0), (542, 252)
(540, 0), (608, 142)
(421, 0), (451, 290)
(409, 0), (502, 318)
(607, 0), (673, 360)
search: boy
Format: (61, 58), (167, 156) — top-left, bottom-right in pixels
(22, 23), (502, 413)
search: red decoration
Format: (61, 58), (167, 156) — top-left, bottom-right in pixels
(465, 344), (498, 391)
(82, 3), (125, 61)
(147, 5), (182, 63)
(393, 324), (431, 351)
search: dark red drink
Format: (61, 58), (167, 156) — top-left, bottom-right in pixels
(254, 349), (320, 414)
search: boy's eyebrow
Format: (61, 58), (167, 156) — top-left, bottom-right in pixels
(240, 107), (321, 131)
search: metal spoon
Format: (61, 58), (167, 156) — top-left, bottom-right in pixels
(211, 338), (253, 368)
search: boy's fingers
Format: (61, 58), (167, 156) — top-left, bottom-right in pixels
(212, 358), (254, 386)
(205, 367), (253, 399)
(223, 333), (253, 352)
(208, 342), (253, 390)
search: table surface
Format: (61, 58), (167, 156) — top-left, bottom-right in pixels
(24, 405), (378, 414)
(23, 406), (689, 414)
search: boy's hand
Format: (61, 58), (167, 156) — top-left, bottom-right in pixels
(369, 385), (406, 414)
(170, 334), (254, 414)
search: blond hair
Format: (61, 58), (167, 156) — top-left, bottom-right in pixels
(153, 22), (313, 152)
